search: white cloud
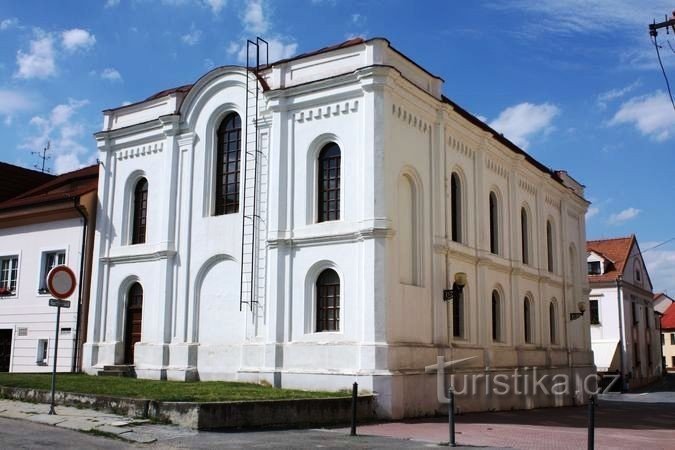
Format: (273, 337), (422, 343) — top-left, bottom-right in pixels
(597, 80), (641, 109)
(0, 90), (36, 123)
(643, 242), (675, 295)
(203, 0), (226, 14)
(61, 28), (96, 52)
(586, 206), (599, 219)
(0, 17), (19, 31)
(228, 37), (297, 64)
(243, 0), (268, 34)
(607, 207), (640, 225)
(488, 102), (560, 149)
(104, 0), (120, 7)
(100, 67), (122, 81)
(609, 91), (675, 141)
(15, 34), (56, 79)
(181, 28), (202, 46)
(351, 13), (365, 25)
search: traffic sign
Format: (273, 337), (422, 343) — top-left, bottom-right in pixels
(48, 298), (71, 308)
(46, 265), (77, 300)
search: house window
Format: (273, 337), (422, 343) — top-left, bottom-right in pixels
(131, 178), (148, 244)
(633, 342), (640, 367)
(36, 339), (48, 365)
(316, 269), (340, 332)
(549, 301), (558, 345)
(521, 207), (530, 265)
(546, 220), (554, 272)
(587, 261), (601, 275)
(38, 251), (65, 294)
(450, 172), (462, 243)
(671, 333), (675, 345)
(489, 192), (499, 255)
(672, 356), (675, 367)
(0, 256), (19, 296)
(452, 289), (464, 339)
(645, 307), (650, 329)
(214, 112), (242, 215)
(524, 297), (533, 344)
(631, 302), (638, 326)
(590, 299), (600, 325)
(491, 290), (502, 342)
(317, 143), (341, 222)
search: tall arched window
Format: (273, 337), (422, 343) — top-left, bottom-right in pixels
(546, 220), (554, 272)
(521, 207), (530, 265)
(452, 287), (464, 339)
(131, 178), (148, 244)
(316, 269), (340, 332)
(492, 289), (502, 342)
(549, 301), (558, 345)
(450, 172), (462, 243)
(524, 297), (533, 344)
(215, 113), (242, 215)
(318, 143), (341, 222)
(489, 192), (499, 255)
(398, 173), (420, 286)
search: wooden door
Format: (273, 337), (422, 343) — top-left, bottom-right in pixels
(124, 283), (143, 364)
(0, 330), (12, 372)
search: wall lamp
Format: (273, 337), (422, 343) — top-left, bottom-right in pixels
(443, 272), (467, 302)
(569, 301), (587, 321)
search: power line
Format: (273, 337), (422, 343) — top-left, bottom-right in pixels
(651, 33), (675, 113)
(642, 237), (675, 253)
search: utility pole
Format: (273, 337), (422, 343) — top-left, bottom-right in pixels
(648, 11), (675, 36)
(32, 141), (51, 173)
(648, 11), (675, 113)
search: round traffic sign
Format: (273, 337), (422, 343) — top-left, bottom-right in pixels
(47, 265), (77, 299)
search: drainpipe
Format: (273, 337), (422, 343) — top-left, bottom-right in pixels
(616, 275), (627, 391)
(72, 197), (88, 373)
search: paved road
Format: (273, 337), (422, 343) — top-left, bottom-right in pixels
(0, 417), (131, 449)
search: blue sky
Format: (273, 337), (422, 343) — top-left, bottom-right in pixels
(0, 0), (674, 293)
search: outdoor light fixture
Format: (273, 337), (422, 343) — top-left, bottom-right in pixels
(570, 301), (587, 321)
(443, 272), (467, 302)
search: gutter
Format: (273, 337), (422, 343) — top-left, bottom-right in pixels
(71, 197), (88, 373)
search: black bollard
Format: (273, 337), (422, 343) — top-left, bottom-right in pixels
(350, 382), (358, 436)
(587, 395), (596, 450)
(448, 386), (456, 447)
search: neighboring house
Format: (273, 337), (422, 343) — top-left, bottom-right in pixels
(84, 37), (593, 418)
(0, 164), (98, 373)
(661, 302), (675, 371)
(653, 292), (674, 315)
(0, 162), (54, 202)
(587, 235), (662, 389)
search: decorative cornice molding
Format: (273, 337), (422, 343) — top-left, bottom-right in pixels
(116, 142), (164, 161)
(101, 249), (176, 264)
(391, 102), (430, 134)
(268, 227), (393, 249)
(447, 135), (475, 159)
(518, 178), (537, 196)
(486, 157), (508, 179)
(294, 100), (359, 123)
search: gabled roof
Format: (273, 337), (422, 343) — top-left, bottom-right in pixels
(0, 164), (99, 212)
(0, 162), (55, 202)
(661, 302), (675, 330)
(586, 235), (635, 283)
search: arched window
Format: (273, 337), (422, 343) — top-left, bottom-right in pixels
(521, 207), (530, 265)
(524, 297), (533, 344)
(635, 260), (642, 283)
(549, 301), (558, 345)
(316, 269), (340, 332)
(317, 143), (341, 222)
(450, 172), (462, 243)
(546, 220), (554, 272)
(398, 173), (420, 286)
(492, 289), (502, 342)
(489, 192), (500, 255)
(215, 113), (242, 215)
(131, 178), (148, 244)
(452, 287), (464, 339)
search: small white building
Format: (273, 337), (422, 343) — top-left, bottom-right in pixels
(84, 38), (594, 417)
(587, 235), (662, 388)
(660, 301), (675, 371)
(0, 165), (98, 373)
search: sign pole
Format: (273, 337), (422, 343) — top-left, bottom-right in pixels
(48, 303), (61, 415)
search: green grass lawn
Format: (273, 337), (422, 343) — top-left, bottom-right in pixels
(0, 373), (350, 402)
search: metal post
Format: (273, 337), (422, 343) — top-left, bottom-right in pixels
(587, 395), (596, 450)
(350, 382), (358, 436)
(448, 386), (456, 447)
(48, 304), (61, 415)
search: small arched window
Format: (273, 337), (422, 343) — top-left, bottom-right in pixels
(317, 143), (341, 222)
(398, 173), (420, 286)
(215, 113), (242, 215)
(489, 192), (500, 255)
(549, 301), (558, 345)
(524, 297), (533, 344)
(316, 269), (340, 332)
(132, 178), (148, 244)
(492, 289), (502, 342)
(635, 260), (642, 283)
(521, 207), (530, 265)
(450, 172), (462, 243)
(546, 220), (554, 272)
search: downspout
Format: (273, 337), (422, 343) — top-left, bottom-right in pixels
(72, 197), (88, 373)
(616, 275), (626, 391)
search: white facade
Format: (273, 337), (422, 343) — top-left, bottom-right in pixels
(84, 38), (593, 417)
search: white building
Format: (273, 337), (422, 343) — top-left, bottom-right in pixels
(0, 165), (98, 373)
(587, 235), (662, 389)
(84, 38), (594, 417)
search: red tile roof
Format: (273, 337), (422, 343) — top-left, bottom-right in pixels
(0, 162), (55, 202)
(662, 302), (675, 330)
(587, 235), (635, 283)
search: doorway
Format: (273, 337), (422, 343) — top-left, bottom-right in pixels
(124, 283), (143, 365)
(0, 329), (12, 372)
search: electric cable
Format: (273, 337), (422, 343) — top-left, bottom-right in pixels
(651, 33), (675, 112)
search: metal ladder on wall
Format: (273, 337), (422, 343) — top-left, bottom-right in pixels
(240, 37), (268, 312)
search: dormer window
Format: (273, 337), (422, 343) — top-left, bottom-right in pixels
(587, 261), (601, 275)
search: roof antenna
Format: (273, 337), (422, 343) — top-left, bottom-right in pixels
(31, 140), (52, 173)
